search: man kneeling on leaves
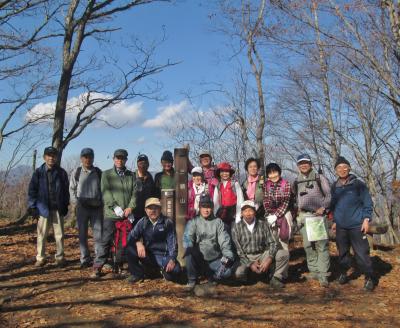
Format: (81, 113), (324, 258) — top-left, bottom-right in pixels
(232, 200), (289, 288)
(183, 194), (235, 290)
(126, 198), (181, 283)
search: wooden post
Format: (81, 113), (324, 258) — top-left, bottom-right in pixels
(174, 148), (188, 266)
(161, 189), (175, 220)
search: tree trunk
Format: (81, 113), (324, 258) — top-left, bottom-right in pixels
(52, 69), (73, 162)
(312, 1), (339, 161)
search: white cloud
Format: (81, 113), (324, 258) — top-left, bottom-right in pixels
(136, 136), (146, 144)
(142, 100), (188, 128)
(26, 92), (143, 129)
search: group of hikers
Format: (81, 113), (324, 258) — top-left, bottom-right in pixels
(27, 146), (377, 292)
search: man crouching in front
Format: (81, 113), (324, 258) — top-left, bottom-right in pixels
(232, 200), (289, 288)
(183, 194), (235, 291)
(126, 197), (181, 284)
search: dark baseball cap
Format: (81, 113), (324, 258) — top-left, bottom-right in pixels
(114, 149), (128, 158)
(80, 148), (94, 157)
(199, 194), (213, 208)
(137, 154), (149, 162)
(297, 153), (312, 163)
(43, 146), (58, 156)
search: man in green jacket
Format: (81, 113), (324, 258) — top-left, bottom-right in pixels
(154, 150), (175, 198)
(93, 149), (137, 277)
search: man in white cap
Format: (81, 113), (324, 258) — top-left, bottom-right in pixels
(126, 197), (181, 283)
(231, 200), (289, 288)
(293, 153), (331, 287)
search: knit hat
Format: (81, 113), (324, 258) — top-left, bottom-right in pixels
(137, 154), (149, 163)
(199, 194), (213, 208)
(161, 150), (173, 163)
(215, 162), (235, 177)
(335, 156), (351, 168)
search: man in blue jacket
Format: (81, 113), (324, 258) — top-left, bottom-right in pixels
(28, 147), (70, 267)
(330, 156), (376, 291)
(126, 197), (181, 283)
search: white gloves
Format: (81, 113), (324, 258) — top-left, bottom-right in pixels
(127, 213), (135, 223)
(114, 206), (124, 218)
(267, 215), (278, 227)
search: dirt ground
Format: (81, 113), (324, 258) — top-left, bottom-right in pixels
(0, 219), (399, 328)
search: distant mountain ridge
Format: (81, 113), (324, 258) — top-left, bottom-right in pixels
(0, 165), (33, 184)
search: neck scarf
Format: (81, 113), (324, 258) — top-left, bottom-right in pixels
(246, 175), (259, 200)
(193, 183), (206, 213)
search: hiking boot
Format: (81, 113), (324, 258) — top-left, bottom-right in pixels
(206, 280), (218, 287)
(304, 272), (319, 281)
(102, 263), (113, 272)
(80, 261), (92, 269)
(126, 275), (143, 284)
(90, 267), (102, 279)
(55, 258), (66, 268)
(185, 281), (196, 292)
(35, 259), (46, 267)
(363, 277), (375, 292)
(319, 276), (329, 288)
(269, 277), (285, 289)
(337, 273), (348, 285)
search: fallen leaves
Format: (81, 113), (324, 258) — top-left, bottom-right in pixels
(0, 219), (400, 327)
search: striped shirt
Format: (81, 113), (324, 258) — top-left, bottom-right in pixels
(232, 218), (278, 266)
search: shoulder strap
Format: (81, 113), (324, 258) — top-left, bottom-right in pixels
(94, 167), (102, 179)
(315, 174), (326, 197)
(293, 179), (298, 197)
(74, 167), (82, 184)
(231, 180), (237, 195)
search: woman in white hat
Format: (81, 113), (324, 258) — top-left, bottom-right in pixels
(187, 166), (214, 220)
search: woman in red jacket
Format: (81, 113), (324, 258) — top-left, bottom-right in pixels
(213, 162), (244, 230)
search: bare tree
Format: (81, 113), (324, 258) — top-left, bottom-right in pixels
(50, 0), (174, 162)
(0, 1), (59, 152)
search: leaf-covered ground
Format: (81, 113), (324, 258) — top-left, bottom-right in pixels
(0, 219), (399, 328)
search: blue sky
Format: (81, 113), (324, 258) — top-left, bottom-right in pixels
(0, 1), (238, 171)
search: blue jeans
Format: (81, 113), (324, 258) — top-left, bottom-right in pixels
(127, 242), (181, 281)
(76, 203), (103, 264)
(185, 249), (233, 283)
